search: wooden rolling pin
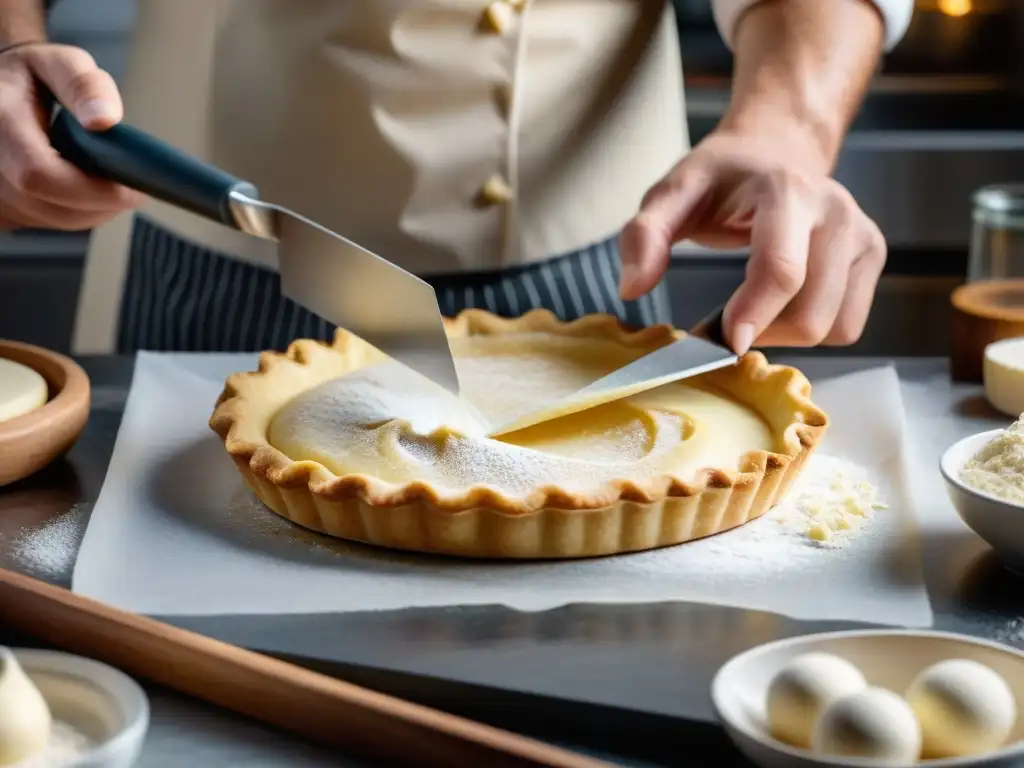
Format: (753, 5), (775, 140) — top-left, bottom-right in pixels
(0, 568), (611, 768)
(951, 279), (1024, 383)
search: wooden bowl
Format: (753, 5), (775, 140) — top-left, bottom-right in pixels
(951, 280), (1024, 383)
(0, 341), (91, 487)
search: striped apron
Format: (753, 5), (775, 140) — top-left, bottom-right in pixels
(116, 217), (672, 352)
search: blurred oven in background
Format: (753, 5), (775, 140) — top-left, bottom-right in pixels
(675, 0), (1024, 83)
(673, 0), (1024, 250)
(665, 0), (1024, 356)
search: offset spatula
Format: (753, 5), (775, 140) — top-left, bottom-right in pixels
(488, 306), (737, 435)
(47, 107), (460, 395)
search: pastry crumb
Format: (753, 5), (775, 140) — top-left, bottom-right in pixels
(807, 521), (832, 542)
(771, 456), (887, 548)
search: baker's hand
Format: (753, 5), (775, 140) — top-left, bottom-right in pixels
(618, 126), (886, 354)
(0, 42), (142, 230)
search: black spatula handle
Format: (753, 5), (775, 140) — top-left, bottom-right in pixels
(49, 106), (256, 227)
(689, 305), (729, 349)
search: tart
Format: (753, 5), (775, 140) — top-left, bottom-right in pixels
(210, 310), (828, 559)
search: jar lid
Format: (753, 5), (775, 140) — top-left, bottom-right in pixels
(973, 184), (1024, 215)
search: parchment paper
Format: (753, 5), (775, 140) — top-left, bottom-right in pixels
(72, 353), (932, 626)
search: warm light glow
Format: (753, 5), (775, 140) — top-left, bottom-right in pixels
(937, 0), (972, 16)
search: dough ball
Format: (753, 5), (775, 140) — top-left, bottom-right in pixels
(811, 687), (921, 764)
(0, 648), (52, 766)
(906, 658), (1017, 758)
(766, 652), (868, 748)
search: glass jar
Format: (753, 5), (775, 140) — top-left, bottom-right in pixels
(951, 184), (1024, 383)
(967, 184), (1024, 283)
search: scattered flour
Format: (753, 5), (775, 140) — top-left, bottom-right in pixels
(773, 454), (889, 548)
(630, 453), (891, 585)
(993, 618), (1024, 648)
(13, 721), (93, 768)
(6, 504), (91, 581)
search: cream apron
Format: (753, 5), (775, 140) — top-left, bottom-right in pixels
(73, 0), (689, 354)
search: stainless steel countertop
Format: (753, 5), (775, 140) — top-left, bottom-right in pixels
(0, 355), (1018, 767)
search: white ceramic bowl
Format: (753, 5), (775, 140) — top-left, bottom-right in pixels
(940, 429), (1024, 573)
(711, 629), (1024, 768)
(14, 648), (149, 767)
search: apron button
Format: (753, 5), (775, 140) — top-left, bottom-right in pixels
(482, 1), (517, 34)
(480, 175), (514, 205)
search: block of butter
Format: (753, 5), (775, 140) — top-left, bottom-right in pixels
(984, 338), (1024, 417)
(0, 358), (49, 423)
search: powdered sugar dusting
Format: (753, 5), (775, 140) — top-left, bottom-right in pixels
(269, 351), (773, 499)
(5, 504), (91, 582)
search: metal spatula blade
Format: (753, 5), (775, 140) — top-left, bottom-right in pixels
(47, 105), (458, 394)
(488, 306), (736, 436)
(270, 206), (458, 393)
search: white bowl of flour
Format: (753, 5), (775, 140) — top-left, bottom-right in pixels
(941, 416), (1024, 573)
(3, 648), (148, 767)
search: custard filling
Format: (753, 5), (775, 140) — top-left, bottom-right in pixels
(268, 334), (774, 497)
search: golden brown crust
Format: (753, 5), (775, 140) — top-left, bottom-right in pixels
(209, 309), (828, 558)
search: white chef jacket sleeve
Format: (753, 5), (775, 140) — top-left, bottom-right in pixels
(711, 0), (914, 52)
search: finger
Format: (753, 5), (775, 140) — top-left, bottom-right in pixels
(0, 177), (121, 230)
(619, 169), (713, 300)
(27, 44), (123, 129)
(721, 179), (816, 353)
(0, 189), (113, 230)
(0, 190), (59, 229)
(823, 222), (887, 346)
(0, 99), (142, 211)
(755, 204), (860, 348)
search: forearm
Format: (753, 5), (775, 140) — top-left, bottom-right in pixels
(0, 0), (47, 46)
(718, 0), (885, 172)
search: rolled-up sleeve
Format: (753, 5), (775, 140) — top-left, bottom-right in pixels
(711, 0), (914, 52)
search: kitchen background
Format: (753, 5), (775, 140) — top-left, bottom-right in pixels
(1, 0), (1022, 356)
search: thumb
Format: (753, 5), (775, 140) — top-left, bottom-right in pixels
(28, 44), (123, 130)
